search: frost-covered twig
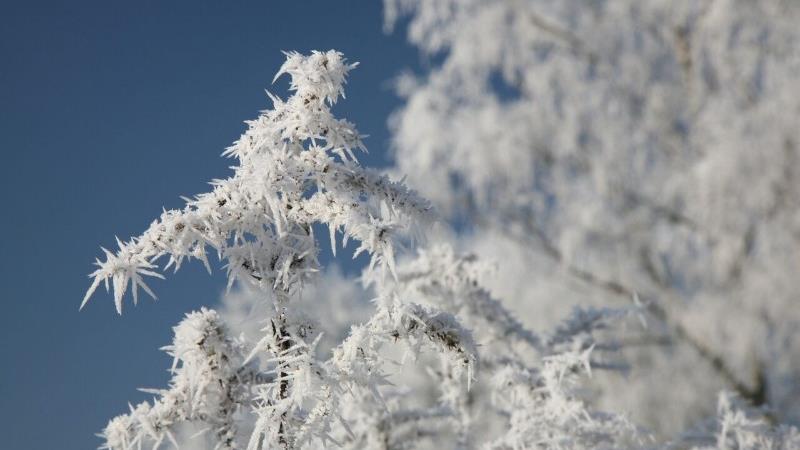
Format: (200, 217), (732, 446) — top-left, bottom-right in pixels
(101, 309), (254, 450)
(83, 50), (433, 316)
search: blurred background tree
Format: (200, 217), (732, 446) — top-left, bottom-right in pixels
(384, 0), (800, 436)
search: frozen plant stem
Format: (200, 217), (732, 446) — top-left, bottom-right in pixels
(83, 51), (477, 450)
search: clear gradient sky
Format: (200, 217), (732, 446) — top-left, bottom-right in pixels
(0, 2), (419, 448)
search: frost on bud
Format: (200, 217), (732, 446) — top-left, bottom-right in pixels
(276, 50), (358, 106)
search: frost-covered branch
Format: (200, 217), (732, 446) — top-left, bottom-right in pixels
(101, 309), (256, 450)
(683, 393), (800, 450)
(83, 50), (433, 315)
(487, 349), (640, 450)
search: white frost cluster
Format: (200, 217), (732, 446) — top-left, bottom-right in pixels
(101, 308), (250, 450)
(83, 49), (432, 315)
(382, 245), (646, 448)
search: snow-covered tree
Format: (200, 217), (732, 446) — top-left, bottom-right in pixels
(79, 48), (638, 450)
(385, 0), (800, 438)
(82, 43), (800, 449)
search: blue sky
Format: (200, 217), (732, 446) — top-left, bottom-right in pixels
(0, 2), (419, 448)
